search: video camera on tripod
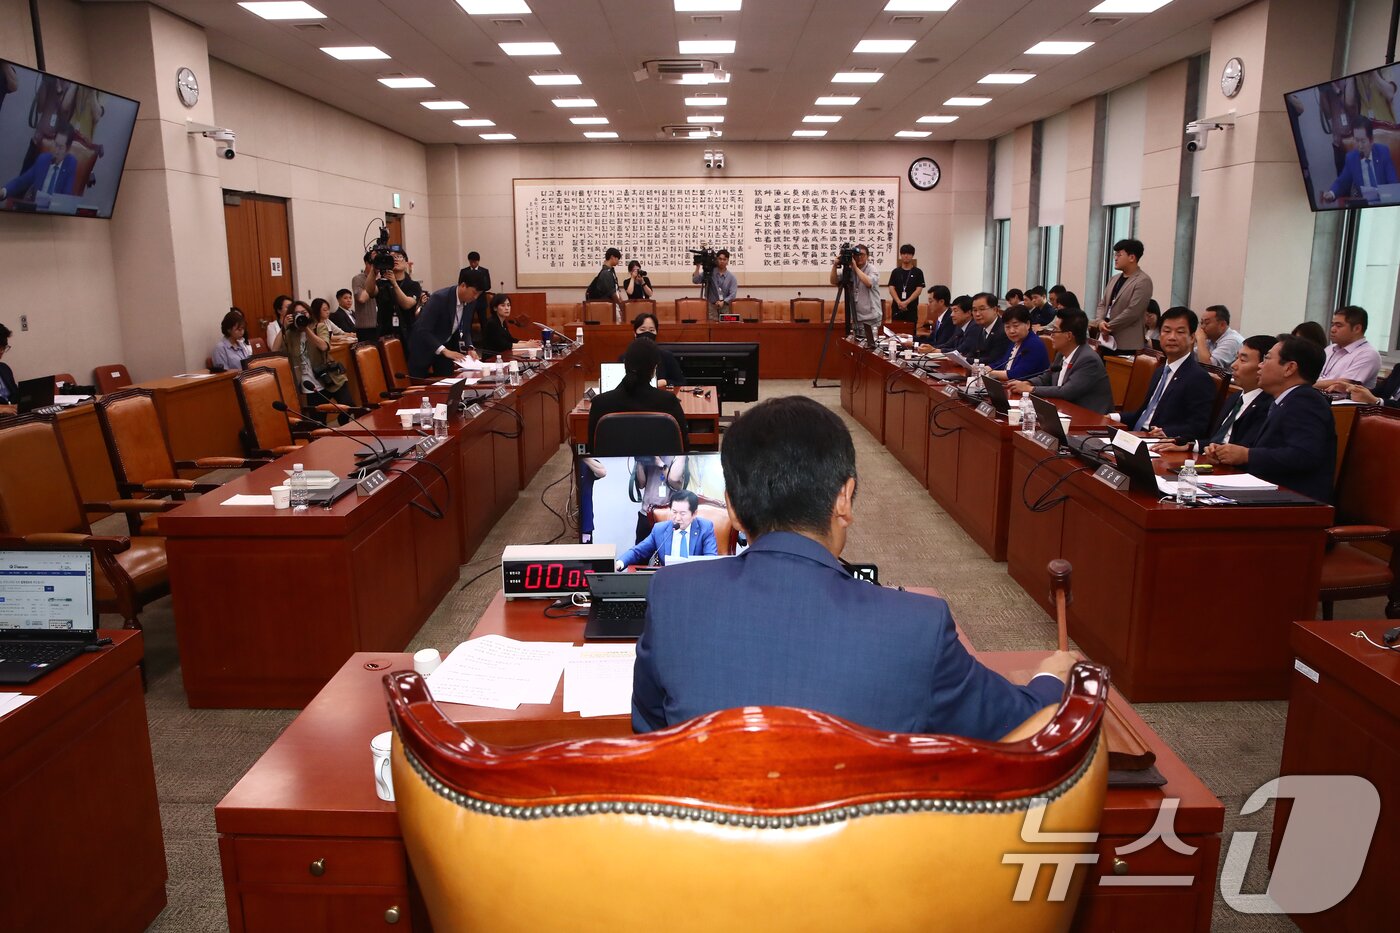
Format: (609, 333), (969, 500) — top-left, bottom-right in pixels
(836, 242), (861, 266)
(688, 246), (720, 272)
(367, 225), (396, 278)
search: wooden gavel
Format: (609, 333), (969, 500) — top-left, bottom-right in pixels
(1047, 559), (1072, 652)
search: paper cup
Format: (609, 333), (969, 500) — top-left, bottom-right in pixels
(270, 485), (291, 510)
(399, 411), (415, 429)
(413, 647), (442, 676)
(1059, 414), (1072, 434)
(1008, 408), (1022, 426)
(370, 731), (394, 801)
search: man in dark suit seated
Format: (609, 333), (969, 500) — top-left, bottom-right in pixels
(587, 338), (688, 451)
(1162, 335), (1276, 451)
(914, 284), (953, 348)
(956, 292), (1011, 368)
(1124, 306), (1216, 443)
(917, 294), (972, 353)
(407, 271), (480, 379)
(1205, 335), (1337, 503)
(617, 490), (718, 568)
(1007, 308), (1114, 414)
(1321, 118), (1398, 205)
(631, 395), (1075, 738)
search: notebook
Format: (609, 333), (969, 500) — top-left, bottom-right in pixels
(0, 549), (99, 685)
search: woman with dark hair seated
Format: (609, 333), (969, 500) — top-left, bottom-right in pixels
(477, 293), (518, 358)
(587, 337), (687, 451)
(990, 305), (1050, 382)
(1291, 320), (1327, 348)
(211, 308), (251, 372)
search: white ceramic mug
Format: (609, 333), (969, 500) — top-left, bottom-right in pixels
(413, 647), (442, 676)
(371, 731), (394, 801)
(269, 485), (291, 509)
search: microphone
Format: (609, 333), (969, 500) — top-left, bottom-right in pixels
(510, 314), (577, 347)
(271, 400), (415, 475)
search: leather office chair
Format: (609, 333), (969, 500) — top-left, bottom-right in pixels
(761, 299), (789, 322)
(93, 363), (133, 395)
(0, 415), (171, 630)
(376, 337), (433, 398)
(232, 368), (303, 458)
(652, 300), (677, 325)
(243, 352), (301, 411)
(593, 412), (685, 457)
(248, 336), (269, 355)
(583, 300), (617, 325)
(791, 298), (823, 323)
(351, 342), (395, 405)
(1118, 350), (1164, 413)
(675, 297), (707, 324)
(1039, 334), (1055, 361)
(624, 299), (656, 320)
(386, 662), (1109, 933)
(1319, 406), (1400, 619)
(648, 502), (737, 554)
(730, 297), (762, 323)
(1199, 362), (1234, 424)
(53, 373), (77, 392)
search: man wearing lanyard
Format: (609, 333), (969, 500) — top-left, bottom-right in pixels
(1315, 305), (1382, 391)
(406, 272), (481, 379)
(886, 244), (926, 325)
(1091, 238), (1153, 354)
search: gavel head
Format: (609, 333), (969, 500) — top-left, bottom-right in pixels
(1047, 559), (1073, 606)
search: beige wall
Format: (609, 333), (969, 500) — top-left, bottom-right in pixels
(1138, 62), (1190, 303)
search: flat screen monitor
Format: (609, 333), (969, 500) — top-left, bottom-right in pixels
(1284, 62), (1400, 211)
(0, 60), (140, 219)
(598, 362), (656, 394)
(658, 342), (759, 403)
(579, 453), (731, 565)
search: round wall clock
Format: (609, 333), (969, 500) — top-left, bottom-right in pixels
(1221, 57), (1244, 99)
(177, 67), (200, 108)
(909, 157), (941, 191)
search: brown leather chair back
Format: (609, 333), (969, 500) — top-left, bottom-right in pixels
(378, 336), (412, 391)
(93, 363), (133, 395)
(94, 389), (179, 493)
(649, 503), (737, 554)
(582, 300), (616, 324)
(53, 373), (77, 391)
(624, 299), (656, 322)
(1336, 406), (1400, 529)
(387, 663), (1108, 933)
(1199, 362), (1233, 424)
(790, 297), (823, 323)
(352, 342), (392, 405)
(233, 368), (295, 455)
(730, 297), (762, 322)
(0, 416), (88, 536)
(761, 300), (790, 322)
(243, 351), (301, 410)
(675, 298), (707, 323)
(248, 336), (269, 355)
(1120, 350), (1164, 413)
(1039, 334), (1054, 360)
(593, 412), (684, 456)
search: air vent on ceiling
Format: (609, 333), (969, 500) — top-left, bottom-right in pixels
(691, 15), (724, 24)
(660, 123), (722, 139)
(293, 23), (328, 32)
(1086, 16), (1124, 27)
(634, 59), (725, 84)
(491, 18), (526, 27)
(890, 15), (923, 25)
(850, 66), (880, 73)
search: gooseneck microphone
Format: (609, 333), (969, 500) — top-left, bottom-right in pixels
(271, 400), (415, 475)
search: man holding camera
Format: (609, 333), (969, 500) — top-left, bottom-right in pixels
(829, 244), (882, 338)
(408, 271), (482, 379)
(691, 249), (737, 321)
(365, 247), (422, 342)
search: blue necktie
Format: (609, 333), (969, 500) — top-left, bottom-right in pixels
(1134, 368), (1172, 431)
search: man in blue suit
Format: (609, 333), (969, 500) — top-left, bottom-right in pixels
(1126, 306), (1217, 443)
(1323, 118), (1398, 204)
(618, 490), (717, 568)
(1205, 335), (1337, 503)
(956, 292), (1012, 369)
(632, 395), (1075, 738)
(0, 123), (77, 203)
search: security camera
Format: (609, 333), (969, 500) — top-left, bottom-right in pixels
(1184, 116), (1234, 152)
(191, 125), (236, 159)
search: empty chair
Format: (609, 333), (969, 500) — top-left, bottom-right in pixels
(1199, 361), (1234, 424)
(675, 297), (707, 323)
(377, 336), (431, 398)
(761, 300), (790, 322)
(248, 336), (269, 355)
(93, 363), (132, 394)
(593, 412), (684, 457)
(1118, 350), (1164, 414)
(1319, 406), (1400, 620)
(582, 300), (617, 324)
(790, 297), (823, 323)
(351, 342), (395, 406)
(624, 298), (656, 318)
(242, 352), (301, 413)
(53, 372), (77, 392)
(730, 297), (762, 322)
(385, 661), (1108, 933)
(232, 368), (304, 458)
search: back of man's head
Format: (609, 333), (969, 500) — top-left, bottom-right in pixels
(722, 396), (856, 540)
(1057, 309), (1090, 345)
(1274, 334), (1325, 384)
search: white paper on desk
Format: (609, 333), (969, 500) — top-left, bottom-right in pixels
(221, 494), (276, 507)
(1198, 473), (1279, 491)
(0, 693), (37, 719)
(1156, 477), (1178, 497)
(426, 635), (574, 710)
(563, 644), (636, 718)
(173, 372), (215, 379)
(455, 356), (488, 372)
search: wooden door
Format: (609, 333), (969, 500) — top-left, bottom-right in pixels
(223, 193), (294, 338)
(384, 213), (404, 251)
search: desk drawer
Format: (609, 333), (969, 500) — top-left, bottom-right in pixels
(233, 836), (408, 887)
(241, 890), (412, 931)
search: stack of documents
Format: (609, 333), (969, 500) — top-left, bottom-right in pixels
(1198, 474), (1279, 492)
(563, 644), (636, 718)
(425, 635), (573, 710)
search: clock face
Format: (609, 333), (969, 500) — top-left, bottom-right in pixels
(177, 67), (199, 108)
(1221, 58), (1244, 99)
(909, 157), (941, 191)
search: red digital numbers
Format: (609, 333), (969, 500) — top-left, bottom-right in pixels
(520, 563), (588, 591)
(524, 563), (542, 589)
(566, 569), (583, 588)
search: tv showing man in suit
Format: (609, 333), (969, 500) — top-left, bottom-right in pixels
(631, 395), (1076, 738)
(1322, 118), (1398, 204)
(617, 490), (718, 568)
(0, 122), (76, 203)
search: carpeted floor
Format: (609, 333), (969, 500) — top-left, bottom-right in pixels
(127, 379), (1384, 932)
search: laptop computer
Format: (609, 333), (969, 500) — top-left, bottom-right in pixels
(14, 376), (58, 414)
(0, 548), (99, 685)
(982, 376), (1012, 414)
(598, 362), (656, 394)
(1029, 394), (1108, 458)
(583, 571), (654, 640)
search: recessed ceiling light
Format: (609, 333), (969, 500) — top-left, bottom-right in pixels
(674, 1), (741, 11)
(687, 130), (712, 138)
(679, 40), (736, 54)
(803, 115), (841, 123)
(916, 115), (958, 123)
(321, 46), (390, 60)
(833, 72), (883, 83)
(456, 1), (532, 13)
(378, 76), (434, 89)
(883, 1), (956, 10)
(945, 96), (991, 106)
(238, 2), (325, 20)
(854, 39), (916, 54)
(688, 114), (725, 123)
(500, 42), (560, 56)
(551, 97), (597, 107)
(584, 132), (619, 139)
(895, 130), (932, 138)
(1090, 0), (1174, 12)
(684, 96), (727, 106)
(1026, 41), (1094, 55)
(679, 72), (731, 84)
(792, 130), (827, 137)
(979, 73), (1035, 85)
(816, 96), (861, 106)
(454, 118), (496, 126)
(569, 116), (609, 124)
(421, 100), (470, 110)
(480, 133), (516, 140)
(529, 74), (581, 85)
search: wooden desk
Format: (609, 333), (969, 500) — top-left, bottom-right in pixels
(136, 371), (245, 461)
(159, 435), (464, 708)
(568, 386), (722, 451)
(1274, 620), (1400, 931)
(216, 592), (1222, 933)
(0, 630), (166, 932)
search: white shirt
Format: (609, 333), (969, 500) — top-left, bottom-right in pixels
(1056, 346), (1080, 387)
(436, 302), (469, 356)
(1138, 354), (1190, 428)
(669, 525), (690, 559)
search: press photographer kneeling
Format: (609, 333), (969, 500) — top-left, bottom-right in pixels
(283, 299), (353, 424)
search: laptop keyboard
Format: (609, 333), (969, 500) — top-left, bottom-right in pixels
(30, 405), (62, 415)
(0, 643), (84, 665)
(594, 601), (647, 622)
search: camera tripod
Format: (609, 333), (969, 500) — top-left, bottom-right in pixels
(812, 255), (858, 388)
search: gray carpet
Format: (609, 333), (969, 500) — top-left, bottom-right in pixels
(126, 380), (1385, 931)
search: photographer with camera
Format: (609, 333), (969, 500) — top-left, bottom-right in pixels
(829, 244), (882, 337)
(365, 246), (422, 342)
(586, 248), (627, 323)
(625, 260), (653, 300)
(282, 299), (353, 423)
(266, 295), (294, 352)
(691, 248), (737, 321)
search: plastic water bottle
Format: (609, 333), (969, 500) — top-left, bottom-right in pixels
(418, 395), (432, 429)
(887, 338), (898, 360)
(289, 462), (308, 511)
(433, 407), (448, 439)
(1176, 460), (1199, 506)
(1020, 393), (1036, 433)
(575, 327), (584, 346)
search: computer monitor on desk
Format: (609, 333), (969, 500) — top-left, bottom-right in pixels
(580, 452), (732, 565)
(658, 342), (759, 404)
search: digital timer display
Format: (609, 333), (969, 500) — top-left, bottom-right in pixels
(501, 556), (613, 598)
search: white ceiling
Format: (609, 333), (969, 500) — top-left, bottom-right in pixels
(111, 0), (1253, 144)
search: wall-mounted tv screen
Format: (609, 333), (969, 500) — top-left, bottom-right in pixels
(0, 60), (139, 219)
(1285, 63), (1400, 212)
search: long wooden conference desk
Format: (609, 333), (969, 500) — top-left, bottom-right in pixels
(575, 321), (847, 381)
(841, 341), (1334, 702)
(216, 591), (1224, 933)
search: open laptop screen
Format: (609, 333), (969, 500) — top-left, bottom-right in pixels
(598, 362), (656, 394)
(0, 549), (96, 637)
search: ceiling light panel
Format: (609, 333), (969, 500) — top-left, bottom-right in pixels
(679, 72), (731, 84)
(688, 114), (725, 123)
(816, 96), (860, 105)
(238, 2), (325, 20)
(854, 39), (915, 53)
(378, 76), (434, 88)
(979, 73), (1035, 84)
(456, 1), (532, 13)
(684, 96), (727, 106)
(551, 97), (597, 107)
(421, 100), (469, 110)
(803, 115), (841, 123)
(916, 115), (958, 123)
(480, 133), (516, 140)
(321, 46), (389, 60)
(529, 74), (581, 85)
(569, 116), (609, 124)
(832, 72), (883, 83)
(674, 1), (741, 11)
(584, 132), (619, 139)
(896, 130), (931, 138)
(945, 96), (991, 106)
(792, 130), (827, 137)
(454, 118), (496, 126)
(1026, 41), (1094, 55)
(883, 1), (956, 10)
(500, 42), (560, 55)
(1090, 0), (1174, 12)
(678, 40), (736, 54)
